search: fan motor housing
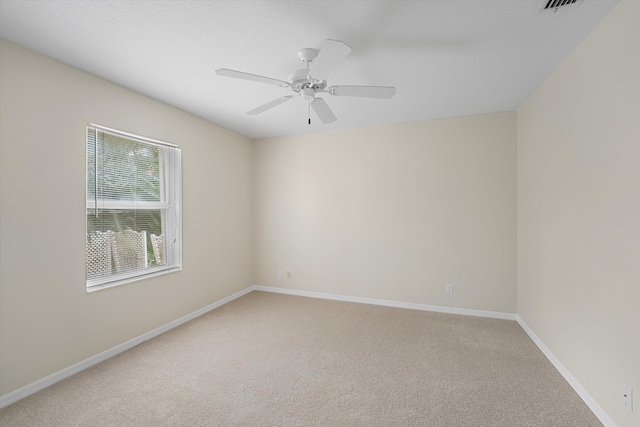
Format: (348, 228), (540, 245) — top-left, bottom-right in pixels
(288, 68), (327, 93)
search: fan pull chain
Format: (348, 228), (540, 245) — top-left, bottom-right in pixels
(306, 59), (311, 124)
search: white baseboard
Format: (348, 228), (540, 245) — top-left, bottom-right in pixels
(0, 286), (253, 409)
(516, 316), (616, 427)
(252, 285), (517, 320)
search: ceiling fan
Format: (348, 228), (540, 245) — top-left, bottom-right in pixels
(215, 39), (396, 124)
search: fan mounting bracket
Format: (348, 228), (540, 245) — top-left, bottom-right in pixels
(297, 48), (317, 63)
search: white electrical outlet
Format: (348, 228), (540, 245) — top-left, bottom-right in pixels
(286, 272), (292, 280)
(622, 384), (633, 411)
(446, 284), (453, 295)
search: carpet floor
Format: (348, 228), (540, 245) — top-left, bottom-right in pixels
(0, 291), (601, 426)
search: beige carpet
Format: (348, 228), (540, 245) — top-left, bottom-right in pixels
(0, 291), (601, 426)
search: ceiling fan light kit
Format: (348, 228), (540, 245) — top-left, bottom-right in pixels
(216, 39), (396, 125)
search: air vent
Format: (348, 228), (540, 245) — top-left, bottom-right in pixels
(537, 0), (584, 14)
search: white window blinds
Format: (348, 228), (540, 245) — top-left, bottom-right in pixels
(86, 124), (181, 290)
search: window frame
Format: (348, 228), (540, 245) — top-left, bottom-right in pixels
(85, 123), (182, 292)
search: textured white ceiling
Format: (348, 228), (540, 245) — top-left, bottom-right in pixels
(0, 0), (619, 139)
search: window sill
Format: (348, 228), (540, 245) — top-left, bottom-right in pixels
(86, 266), (182, 293)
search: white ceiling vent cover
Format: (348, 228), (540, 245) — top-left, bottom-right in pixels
(537, 0), (585, 14)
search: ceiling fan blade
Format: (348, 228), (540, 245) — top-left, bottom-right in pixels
(310, 40), (352, 81)
(247, 96), (295, 115)
(311, 98), (337, 124)
(327, 85), (396, 99)
(216, 68), (290, 87)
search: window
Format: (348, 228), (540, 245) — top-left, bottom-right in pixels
(86, 124), (181, 290)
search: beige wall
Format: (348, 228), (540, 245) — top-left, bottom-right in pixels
(254, 112), (517, 313)
(517, 1), (640, 426)
(0, 39), (253, 395)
